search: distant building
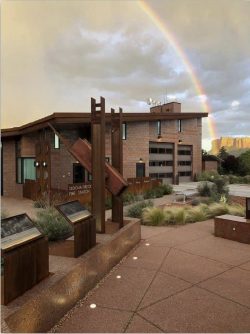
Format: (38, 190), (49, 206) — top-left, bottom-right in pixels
(1, 102), (207, 199)
(202, 154), (220, 172)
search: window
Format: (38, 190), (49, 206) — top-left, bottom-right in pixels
(16, 158), (36, 184)
(149, 172), (173, 178)
(73, 164), (85, 183)
(178, 161), (191, 166)
(156, 120), (161, 136)
(54, 134), (60, 149)
(179, 171), (192, 177)
(178, 150), (191, 155)
(178, 119), (182, 132)
(149, 147), (173, 154)
(149, 160), (173, 166)
(122, 122), (127, 140)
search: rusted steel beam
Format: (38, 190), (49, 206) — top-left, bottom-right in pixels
(48, 123), (128, 196)
(91, 97), (106, 233)
(111, 108), (124, 228)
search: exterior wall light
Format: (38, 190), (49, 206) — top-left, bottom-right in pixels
(42, 161), (47, 167)
(178, 139), (183, 143)
(138, 158), (144, 163)
(157, 134), (162, 141)
(34, 161), (40, 167)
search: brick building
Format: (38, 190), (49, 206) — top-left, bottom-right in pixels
(1, 102), (207, 198)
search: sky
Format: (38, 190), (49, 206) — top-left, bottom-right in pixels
(1, 0), (250, 150)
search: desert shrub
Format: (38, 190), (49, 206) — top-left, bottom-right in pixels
(227, 204), (245, 216)
(143, 184), (173, 199)
(191, 198), (201, 206)
(35, 207), (73, 241)
(188, 204), (210, 222)
(208, 203), (229, 217)
(198, 182), (216, 197)
(126, 200), (153, 218)
(213, 177), (229, 195)
(172, 207), (189, 225)
(160, 184), (173, 195)
(34, 197), (48, 208)
(122, 191), (139, 205)
(197, 171), (220, 182)
(142, 207), (166, 226)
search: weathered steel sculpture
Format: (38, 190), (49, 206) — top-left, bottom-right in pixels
(111, 108), (124, 228)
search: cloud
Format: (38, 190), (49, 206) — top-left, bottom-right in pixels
(2, 0), (250, 149)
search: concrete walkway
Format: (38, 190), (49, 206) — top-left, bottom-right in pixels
(51, 220), (250, 333)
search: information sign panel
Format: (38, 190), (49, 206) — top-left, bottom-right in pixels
(1, 214), (42, 251)
(56, 200), (91, 224)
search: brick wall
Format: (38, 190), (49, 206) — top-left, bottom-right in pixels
(202, 160), (218, 172)
(2, 139), (23, 197)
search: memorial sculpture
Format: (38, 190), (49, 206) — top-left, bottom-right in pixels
(48, 96), (128, 233)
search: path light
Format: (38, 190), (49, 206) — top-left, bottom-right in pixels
(132, 256), (138, 260)
(145, 243), (150, 246)
(90, 303), (96, 309)
(116, 275), (121, 279)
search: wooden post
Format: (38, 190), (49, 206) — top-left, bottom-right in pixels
(111, 108), (124, 228)
(91, 97), (106, 233)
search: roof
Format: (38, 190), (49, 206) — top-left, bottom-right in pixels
(202, 155), (220, 162)
(1, 111), (208, 138)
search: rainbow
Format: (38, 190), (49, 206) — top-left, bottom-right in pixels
(139, 0), (217, 140)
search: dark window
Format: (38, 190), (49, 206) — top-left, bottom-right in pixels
(149, 147), (173, 154)
(179, 171), (192, 176)
(73, 164), (85, 183)
(149, 160), (173, 166)
(54, 134), (60, 149)
(16, 158), (36, 184)
(149, 172), (173, 178)
(178, 161), (192, 166)
(122, 122), (127, 140)
(178, 150), (191, 155)
(136, 163), (145, 177)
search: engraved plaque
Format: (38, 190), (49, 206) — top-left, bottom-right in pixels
(1, 214), (42, 251)
(56, 200), (91, 224)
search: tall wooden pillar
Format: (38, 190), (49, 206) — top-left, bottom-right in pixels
(91, 97), (106, 233)
(111, 108), (124, 228)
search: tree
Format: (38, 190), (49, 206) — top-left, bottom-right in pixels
(202, 149), (208, 156)
(217, 146), (229, 161)
(238, 150), (250, 175)
(221, 155), (239, 174)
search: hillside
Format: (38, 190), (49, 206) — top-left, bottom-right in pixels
(210, 137), (250, 156)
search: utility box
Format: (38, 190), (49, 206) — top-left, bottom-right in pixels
(56, 200), (96, 257)
(1, 214), (49, 305)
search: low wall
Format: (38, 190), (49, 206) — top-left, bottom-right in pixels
(5, 219), (141, 333)
(229, 195), (246, 206)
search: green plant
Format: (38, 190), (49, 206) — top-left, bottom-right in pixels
(198, 182), (215, 197)
(126, 200), (153, 218)
(142, 207), (166, 226)
(35, 207), (73, 241)
(197, 171), (220, 182)
(208, 203), (229, 217)
(143, 184), (173, 199)
(228, 204), (245, 217)
(187, 204), (209, 222)
(122, 191), (139, 205)
(172, 207), (189, 225)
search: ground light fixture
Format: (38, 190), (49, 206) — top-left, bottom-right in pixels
(90, 303), (96, 309)
(145, 243), (150, 246)
(116, 275), (121, 279)
(132, 256), (138, 260)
